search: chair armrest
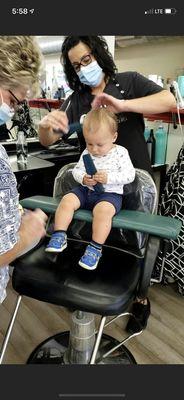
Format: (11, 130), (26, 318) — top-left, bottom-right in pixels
(21, 195), (59, 214)
(20, 195), (182, 241)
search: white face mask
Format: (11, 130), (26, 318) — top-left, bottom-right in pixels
(0, 91), (15, 126)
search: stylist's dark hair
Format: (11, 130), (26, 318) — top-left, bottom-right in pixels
(61, 36), (117, 91)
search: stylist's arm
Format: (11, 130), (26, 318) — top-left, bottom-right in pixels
(92, 91), (176, 114)
(0, 209), (48, 268)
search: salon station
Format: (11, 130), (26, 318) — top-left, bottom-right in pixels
(0, 36), (184, 365)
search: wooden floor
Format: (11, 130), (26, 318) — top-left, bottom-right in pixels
(0, 279), (184, 364)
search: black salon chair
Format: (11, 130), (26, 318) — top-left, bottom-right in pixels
(0, 164), (181, 365)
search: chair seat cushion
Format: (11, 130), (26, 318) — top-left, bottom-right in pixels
(12, 239), (141, 316)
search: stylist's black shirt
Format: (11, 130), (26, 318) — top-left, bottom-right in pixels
(61, 71), (164, 175)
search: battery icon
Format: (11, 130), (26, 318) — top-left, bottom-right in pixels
(164, 8), (177, 14)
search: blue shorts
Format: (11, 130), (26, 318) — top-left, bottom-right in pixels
(70, 185), (122, 214)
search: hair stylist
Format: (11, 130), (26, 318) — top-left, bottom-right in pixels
(39, 36), (175, 174)
(38, 35), (176, 333)
(0, 36), (47, 303)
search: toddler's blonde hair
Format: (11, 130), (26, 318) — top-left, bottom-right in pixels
(83, 108), (118, 135)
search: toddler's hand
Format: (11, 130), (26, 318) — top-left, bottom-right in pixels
(94, 170), (107, 184)
(83, 174), (97, 186)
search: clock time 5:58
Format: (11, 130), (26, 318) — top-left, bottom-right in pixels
(11, 8), (35, 15)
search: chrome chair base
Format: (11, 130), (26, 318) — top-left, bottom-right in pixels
(27, 332), (137, 364)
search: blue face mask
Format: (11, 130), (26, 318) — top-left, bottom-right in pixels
(0, 92), (14, 126)
(77, 61), (104, 87)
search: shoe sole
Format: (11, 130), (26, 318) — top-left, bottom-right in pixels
(45, 242), (67, 253)
(78, 259), (98, 270)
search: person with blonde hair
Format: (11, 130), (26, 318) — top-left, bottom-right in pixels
(0, 35), (42, 113)
(0, 36), (47, 303)
(46, 108), (135, 270)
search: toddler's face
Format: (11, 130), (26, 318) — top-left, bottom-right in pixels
(84, 125), (117, 157)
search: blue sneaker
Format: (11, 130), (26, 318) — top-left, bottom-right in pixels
(78, 245), (102, 270)
(45, 232), (67, 253)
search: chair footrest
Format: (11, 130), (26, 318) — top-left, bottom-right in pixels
(20, 195), (182, 240)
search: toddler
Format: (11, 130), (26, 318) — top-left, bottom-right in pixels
(46, 108), (135, 270)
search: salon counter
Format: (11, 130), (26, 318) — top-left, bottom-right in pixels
(5, 141), (80, 199)
(144, 107), (184, 124)
(10, 154), (54, 174)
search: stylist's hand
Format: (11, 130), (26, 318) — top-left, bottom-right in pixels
(92, 93), (125, 113)
(39, 110), (69, 134)
(83, 174), (97, 186)
(18, 209), (48, 255)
